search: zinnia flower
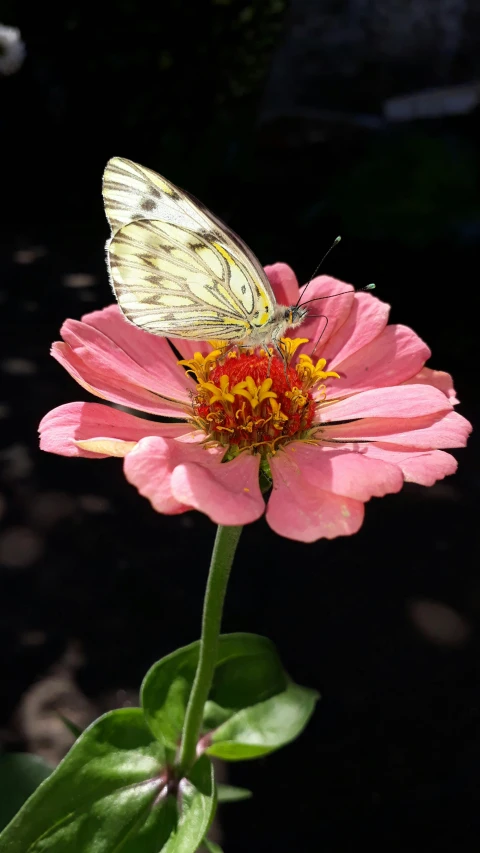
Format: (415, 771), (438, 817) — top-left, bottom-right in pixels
(39, 264), (471, 542)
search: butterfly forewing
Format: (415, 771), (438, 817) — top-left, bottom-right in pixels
(103, 157), (277, 342)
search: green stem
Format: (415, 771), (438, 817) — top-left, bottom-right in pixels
(178, 524), (243, 775)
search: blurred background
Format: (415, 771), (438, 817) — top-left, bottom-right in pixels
(0, 1), (479, 850)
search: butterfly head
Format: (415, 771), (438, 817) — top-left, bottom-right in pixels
(285, 304), (309, 328)
(272, 304), (308, 338)
(255, 303), (309, 351)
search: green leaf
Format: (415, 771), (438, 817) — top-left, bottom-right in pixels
(207, 681), (319, 760)
(142, 633), (284, 752)
(0, 709), (215, 853)
(163, 757), (215, 853)
(216, 784), (252, 803)
(142, 633), (319, 763)
(202, 840), (223, 853)
(0, 753), (53, 831)
(57, 713), (83, 739)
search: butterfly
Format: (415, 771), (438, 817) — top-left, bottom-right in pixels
(102, 157), (308, 353)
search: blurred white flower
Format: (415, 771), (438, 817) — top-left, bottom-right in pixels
(0, 24), (25, 76)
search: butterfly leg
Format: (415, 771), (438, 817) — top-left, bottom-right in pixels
(271, 337), (292, 386)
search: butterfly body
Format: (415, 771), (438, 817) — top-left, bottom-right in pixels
(103, 157), (308, 349)
(245, 304), (308, 349)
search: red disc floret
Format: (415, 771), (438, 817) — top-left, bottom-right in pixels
(194, 352), (316, 451)
(209, 352), (294, 390)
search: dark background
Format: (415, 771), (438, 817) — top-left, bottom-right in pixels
(1, 2), (479, 850)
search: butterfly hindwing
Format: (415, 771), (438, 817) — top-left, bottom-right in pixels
(103, 157), (277, 342)
(108, 220), (252, 340)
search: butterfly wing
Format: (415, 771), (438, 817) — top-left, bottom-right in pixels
(103, 157), (276, 341)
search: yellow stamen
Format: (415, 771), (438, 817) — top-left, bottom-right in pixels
(315, 384), (328, 402)
(259, 346), (274, 358)
(296, 354), (340, 388)
(208, 339), (230, 352)
(285, 386), (308, 409)
(279, 337), (309, 363)
(178, 349), (223, 382)
(234, 376), (277, 411)
(206, 411), (226, 425)
(269, 398), (289, 429)
(199, 374), (235, 405)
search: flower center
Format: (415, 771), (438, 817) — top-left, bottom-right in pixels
(179, 339), (339, 456)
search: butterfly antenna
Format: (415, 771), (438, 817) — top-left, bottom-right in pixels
(302, 282), (375, 358)
(295, 236), (342, 307)
(299, 283), (375, 309)
(307, 315), (329, 358)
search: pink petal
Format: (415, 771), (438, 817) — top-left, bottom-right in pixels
(360, 444), (458, 486)
(63, 306), (196, 403)
(323, 409), (471, 449)
(319, 384), (452, 423)
(267, 450), (364, 542)
(319, 291), (390, 366)
(403, 367), (459, 404)
(52, 343), (189, 419)
(280, 443), (403, 501)
(293, 275), (355, 355)
(264, 263), (300, 306)
(171, 453), (264, 525)
(124, 438), (264, 524)
(124, 437), (193, 514)
(39, 402), (196, 458)
(325, 325), (431, 397)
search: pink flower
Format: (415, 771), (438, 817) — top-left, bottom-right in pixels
(39, 264), (471, 542)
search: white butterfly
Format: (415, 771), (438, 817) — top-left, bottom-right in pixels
(102, 157), (308, 352)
